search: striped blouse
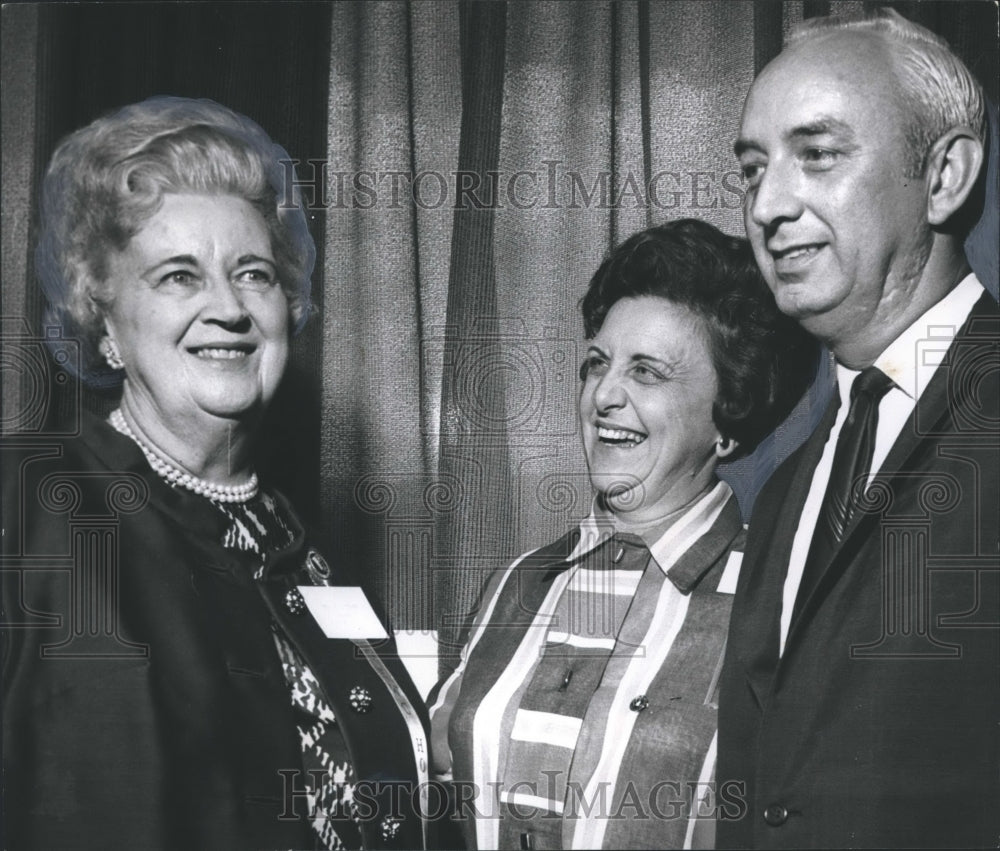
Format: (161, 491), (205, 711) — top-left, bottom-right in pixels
(430, 481), (744, 850)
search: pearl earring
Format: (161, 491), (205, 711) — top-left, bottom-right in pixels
(101, 339), (124, 370)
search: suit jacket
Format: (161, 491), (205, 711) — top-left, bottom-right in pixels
(2, 413), (429, 850)
(717, 293), (1000, 848)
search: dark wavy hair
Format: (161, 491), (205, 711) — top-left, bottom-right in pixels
(581, 218), (818, 458)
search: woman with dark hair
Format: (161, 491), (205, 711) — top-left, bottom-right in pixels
(2, 96), (428, 850)
(429, 218), (817, 850)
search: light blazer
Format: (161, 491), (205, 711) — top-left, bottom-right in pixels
(717, 292), (1000, 849)
(2, 413), (429, 850)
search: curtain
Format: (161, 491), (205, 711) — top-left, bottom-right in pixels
(2, 1), (997, 673)
(314, 0), (999, 669)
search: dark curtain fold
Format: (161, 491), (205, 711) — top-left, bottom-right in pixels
(435, 1), (514, 654)
(753, 2), (785, 74)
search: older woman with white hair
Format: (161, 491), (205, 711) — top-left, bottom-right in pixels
(3, 97), (428, 851)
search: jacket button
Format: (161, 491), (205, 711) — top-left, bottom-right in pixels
(629, 695), (649, 712)
(349, 686), (373, 713)
(764, 803), (788, 826)
(380, 815), (402, 841)
(304, 547), (332, 582)
(284, 588), (306, 615)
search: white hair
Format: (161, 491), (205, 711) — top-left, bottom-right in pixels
(37, 96), (316, 387)
(788, 8), (985, 177)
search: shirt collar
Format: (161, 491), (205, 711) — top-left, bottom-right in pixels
(568, 479), (736, 591)
(866, 273), (985, 399)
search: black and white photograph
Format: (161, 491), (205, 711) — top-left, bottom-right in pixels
(2, 1), (998, 848)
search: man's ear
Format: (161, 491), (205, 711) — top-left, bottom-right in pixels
(925, 126), (984, 227)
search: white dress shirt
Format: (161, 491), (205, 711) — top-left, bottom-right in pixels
(778, 274), (986, 654)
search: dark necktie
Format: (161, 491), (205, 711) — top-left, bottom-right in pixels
(793, 366), (895, 621)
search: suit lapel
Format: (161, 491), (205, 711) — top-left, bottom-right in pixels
(738, 392), (840, 706)
(784, 292), (999, 648)
(877, 290), (998, 480)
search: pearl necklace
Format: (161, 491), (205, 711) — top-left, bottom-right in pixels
(109, 408), (259, 503)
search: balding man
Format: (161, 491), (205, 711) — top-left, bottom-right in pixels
(719, 10), (998, 848)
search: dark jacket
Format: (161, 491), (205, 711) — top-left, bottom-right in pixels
(717, 293), (1000, 849)
(2, 413), (429, 850)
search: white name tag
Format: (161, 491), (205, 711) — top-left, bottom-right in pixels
(716, 551), (743, 595)
(298, 586), (389, 640)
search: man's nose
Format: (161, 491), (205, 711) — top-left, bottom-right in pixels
(748, 159), (803, 230)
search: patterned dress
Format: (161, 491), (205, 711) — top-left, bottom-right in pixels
(217, 495), (362, 850)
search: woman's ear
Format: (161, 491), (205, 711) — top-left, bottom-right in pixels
(715, 435), (739, 460)
(925, 126), (984, 227)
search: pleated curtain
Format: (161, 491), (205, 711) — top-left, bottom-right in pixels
(2, 1), (996, 672)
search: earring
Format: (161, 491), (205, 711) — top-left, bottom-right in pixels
(101, 339), (124, 370)
(717, 436), (734, 453)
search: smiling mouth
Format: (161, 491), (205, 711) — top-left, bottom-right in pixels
(771, 243), (825, 262)
(189, 345), (255, 360)
(597, 425), (647, 447)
